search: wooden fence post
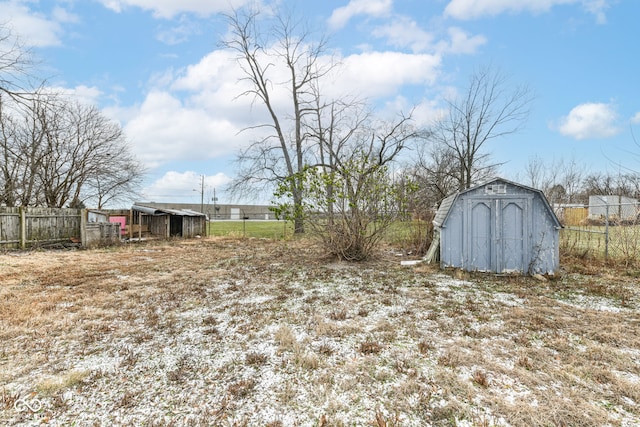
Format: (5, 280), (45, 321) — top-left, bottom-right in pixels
(80, 209), (87, 247)
(20, 206), (26, 249)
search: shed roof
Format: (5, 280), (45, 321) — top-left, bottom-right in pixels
(132, 205), (206, 217)
(432, 193), (457, 228)
(432, 177), (561, 229)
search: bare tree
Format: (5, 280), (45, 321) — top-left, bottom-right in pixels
(432, 65), (533, 190)
(0, 94), (19, 206)
(0, 92), (51, 206)
(305, 92), (370, 225)
(273, 112), (420, 260)
(407, 140), (461, 215)
(222, 7), (332, 233)
(522, 154), (561, 193)
(40, 99), (145, 208)
(583, 171), (640, 199)
(0, 25), (40, 103)
(0, 94), (144, 207)
(83, 150), (145, 209)
(520, 154), (587, 205)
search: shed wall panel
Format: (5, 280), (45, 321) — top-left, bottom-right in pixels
(437, 178), (560, 275)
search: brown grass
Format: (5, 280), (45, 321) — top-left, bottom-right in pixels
(1, 237), (639, 426)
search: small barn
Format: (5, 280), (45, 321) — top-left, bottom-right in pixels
(131, 205), (207, 239)
(427, 178), (561, 275)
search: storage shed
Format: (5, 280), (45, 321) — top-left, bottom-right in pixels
(427, 178), (561, 275)
(131, 205), (207, 239)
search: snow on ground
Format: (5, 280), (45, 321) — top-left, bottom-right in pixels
(0, 240), (638, 426)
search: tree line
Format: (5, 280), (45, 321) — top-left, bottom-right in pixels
(4, 7), (634, 260)
(0, 26), (144, 209)
(223, 7), (533, 259)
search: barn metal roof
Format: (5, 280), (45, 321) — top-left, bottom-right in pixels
(132, 205), (206, 217)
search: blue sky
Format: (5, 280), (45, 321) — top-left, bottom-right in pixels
(2, 0), (639, 206)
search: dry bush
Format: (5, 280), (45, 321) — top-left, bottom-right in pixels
(372, 410), (402, 427)
(36, 370), (89, 395)
(274, 325), (297, 350)
(292, 344), (320, 370)
(245, 352), (268, 366)
(437, 349), (461, 368)
(359, 341), (383, 355)
(228, 378), (256, 398)
(471, 369), (490, 388)
(0, 388), (20, 410)
(328, 308), (348, 321)
(417, 340), (431, 355)
(316, 342), (334, 356)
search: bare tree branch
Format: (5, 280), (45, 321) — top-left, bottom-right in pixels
(431, 65), (534, 190)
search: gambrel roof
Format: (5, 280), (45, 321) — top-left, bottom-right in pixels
(432, 177), (561, 230)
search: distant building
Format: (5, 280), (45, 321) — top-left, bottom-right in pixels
(134, 202), (276, 220)
(588, 195), (639, 220)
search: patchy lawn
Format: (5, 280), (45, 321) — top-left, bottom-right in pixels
(0, 238), (639, 426)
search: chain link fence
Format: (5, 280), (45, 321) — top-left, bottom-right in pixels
(559, 201), (640, 264)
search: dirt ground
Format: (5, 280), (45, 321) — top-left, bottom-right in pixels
(1, 237), (639, 426)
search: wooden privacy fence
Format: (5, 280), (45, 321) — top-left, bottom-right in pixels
(562, 207), (588, 226)
(0, 207), (120, 249)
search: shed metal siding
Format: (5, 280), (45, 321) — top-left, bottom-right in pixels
(436, 178), (560, 274)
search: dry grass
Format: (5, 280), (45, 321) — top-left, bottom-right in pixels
(0, 237), (639, 426)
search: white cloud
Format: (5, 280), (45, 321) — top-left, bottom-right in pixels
(141, 171), (231, 203)
(97, 0), (251, 19)
(444, 0), (611, 22)
(155, 16), (201, 45)
(47, 84), (104, 106)
(438, 27), (487, 54)
(371, 17), (435, 53)
(123, 91), (245, 169)
(52, 6), (80, 24)
(327, 51), (441, 99)
(583, 0), (610, 24)
(328, 0), (393, 30)
(99, 43), (443, 175)
(556, 102), (620, 140)
(0, 1), (66, 47)
(631, 112), (640, 124)
(380, 95), (444, 127)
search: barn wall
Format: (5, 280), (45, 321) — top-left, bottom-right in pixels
(589, 195), (639, 220)
(148, 216), (169, 237)
(181, 216), (206, 238)
(139, 214), (205, 239)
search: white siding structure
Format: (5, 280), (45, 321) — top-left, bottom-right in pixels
(588, 195), (639, 220)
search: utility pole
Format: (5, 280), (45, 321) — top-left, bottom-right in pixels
(200, 175), (204, 214)
(212, 188), (218, 219)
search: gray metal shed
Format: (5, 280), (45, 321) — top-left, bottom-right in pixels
(427, 178), (561, 275)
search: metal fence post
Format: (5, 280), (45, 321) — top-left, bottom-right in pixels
(605, 202), (609, 260)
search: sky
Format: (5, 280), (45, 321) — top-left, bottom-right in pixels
(2, 0), (639, 206)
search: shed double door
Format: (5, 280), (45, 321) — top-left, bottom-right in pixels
(465, 197), (529, 273)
